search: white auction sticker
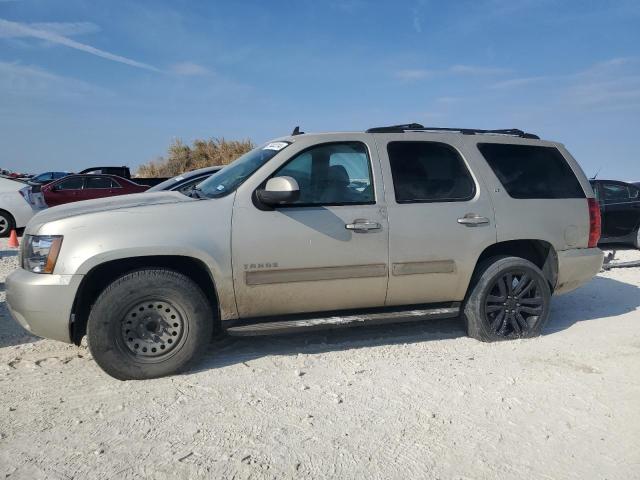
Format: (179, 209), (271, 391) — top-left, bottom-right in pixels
(263, 142), (289, 151)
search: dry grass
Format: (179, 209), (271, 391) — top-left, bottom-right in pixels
(136, 138), (254, 177)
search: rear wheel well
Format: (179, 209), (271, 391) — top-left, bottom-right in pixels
(71, 256), (220, 345)
(474, 240), (558, 291)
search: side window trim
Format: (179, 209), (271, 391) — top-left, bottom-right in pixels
(387, 140), (476, 204)
(260, 141), (377, 208)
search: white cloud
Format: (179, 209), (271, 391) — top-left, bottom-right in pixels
(0, 60), (110, 99)
(170, 62), (211, 76)
(449, 64), (510, 75)
(0, 21), (100, 38)
(395, 64), (508, 82)
(395, 69), (433, 81)
(491, 76), (548, 89)
(0, 18), (159, 72)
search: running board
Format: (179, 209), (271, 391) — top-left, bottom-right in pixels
(226, 306), (460, 337)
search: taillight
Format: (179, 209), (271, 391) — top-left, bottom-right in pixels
(587, 198), (601, 248)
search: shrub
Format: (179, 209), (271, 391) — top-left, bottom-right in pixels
(136, 138), (254, 177)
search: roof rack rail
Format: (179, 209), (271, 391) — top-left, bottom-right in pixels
(365, 124), (540, 139)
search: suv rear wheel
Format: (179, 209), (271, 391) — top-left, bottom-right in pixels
(87, 269), (213, 380)
(464, 256), (551, 342)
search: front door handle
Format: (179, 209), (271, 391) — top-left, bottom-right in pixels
(457, 214), (490, 227)
(345, 219), (382, 232)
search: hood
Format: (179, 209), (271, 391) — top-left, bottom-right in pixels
(28, 191), (196, 231)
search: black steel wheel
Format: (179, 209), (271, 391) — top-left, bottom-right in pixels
(120, 299), (187, 360)
(464, 256), (551, 342)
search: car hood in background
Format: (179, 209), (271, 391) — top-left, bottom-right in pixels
(28, 191), (197, 231)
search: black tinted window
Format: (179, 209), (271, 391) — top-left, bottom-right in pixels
(85, 177), (113, 189)
(56, 177), (84, 190)
(478, 143), (585, 199)
(387, 142), (475, 203)
(602, 182), (635, 202)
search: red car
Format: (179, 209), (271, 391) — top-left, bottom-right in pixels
(41, 174), (149, 207)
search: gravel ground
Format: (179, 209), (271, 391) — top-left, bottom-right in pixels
(1, 238), (639, 479)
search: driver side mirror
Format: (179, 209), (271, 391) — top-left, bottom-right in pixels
(256, 176), (300, 206)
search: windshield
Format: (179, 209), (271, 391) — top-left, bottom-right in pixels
(197, 141), (290, 198)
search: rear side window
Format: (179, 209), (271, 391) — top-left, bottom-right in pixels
(56, 177), (84, 190)
(478, 143), (585, 199)
(601, 182), (639, 203)
(85, 177), (113, 189)
(387, 141), (475, 203)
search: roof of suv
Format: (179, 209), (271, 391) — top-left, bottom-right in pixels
(274, 124), (550, 145)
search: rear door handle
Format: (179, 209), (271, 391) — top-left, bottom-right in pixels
(345, 219), (382, 232)
(457, 214), (490, 227)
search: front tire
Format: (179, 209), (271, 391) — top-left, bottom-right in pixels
(87, 269), (213, 380)
(0, 210), (15, 238)
(464, 256), (551, 342)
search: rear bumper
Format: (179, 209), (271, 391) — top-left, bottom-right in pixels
(5, 269), (83, 343)
(554, 247), (604, 295)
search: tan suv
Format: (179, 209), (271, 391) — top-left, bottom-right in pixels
(7, 124), (604, 380)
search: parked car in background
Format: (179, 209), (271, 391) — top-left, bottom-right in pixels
(7, 125), (604, 380)
(28, 171), (71, 186)
(590, 179), (640, 248)
(0, 177), (41, 236)
(41, 174), (149, 207)
(146, 166), (223, 194)
(80, 166), (168, 187)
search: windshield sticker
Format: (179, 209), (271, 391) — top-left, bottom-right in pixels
(263, 142), (289, 151)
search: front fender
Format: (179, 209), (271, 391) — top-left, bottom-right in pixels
(37, 196), (238, 320)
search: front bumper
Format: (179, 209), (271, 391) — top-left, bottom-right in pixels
(555, 247), (604, 295)
(6, 269), (83, 343)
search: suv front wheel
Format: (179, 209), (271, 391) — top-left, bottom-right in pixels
(464, 256), (551, 342)
(87, 269), (213, 380)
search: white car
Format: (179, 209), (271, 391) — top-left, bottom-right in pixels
(0, 177), (41, 237)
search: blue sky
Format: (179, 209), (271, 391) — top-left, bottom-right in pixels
(1, 0), (639, 180)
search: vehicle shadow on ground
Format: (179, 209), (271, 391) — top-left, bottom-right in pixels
(191, 316), (468, 373)
(545, 275), (640, 334)
(0, 302), (39, 348)
(188, 275), (639, 373)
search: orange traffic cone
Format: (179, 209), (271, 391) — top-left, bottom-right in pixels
(8, 229), (19, 248)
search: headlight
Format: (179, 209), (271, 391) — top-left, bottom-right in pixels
(21, 235), (63, 274)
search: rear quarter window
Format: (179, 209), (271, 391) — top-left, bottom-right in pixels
(477, 143), (585, 199)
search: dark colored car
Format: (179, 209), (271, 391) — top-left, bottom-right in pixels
(41, 174), (149, 207)
(146, 166), (223, 194)
(28, 171), (71, 186)
(590, 179), (640, 248)
(79, 166), (131, 177)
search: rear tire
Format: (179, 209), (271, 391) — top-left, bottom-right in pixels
(87, 269), (213, 380)
(464, 256), (551, 342)
(0, 210), (15, 238)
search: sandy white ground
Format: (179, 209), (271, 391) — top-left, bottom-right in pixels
(0, 238), (639, 480)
